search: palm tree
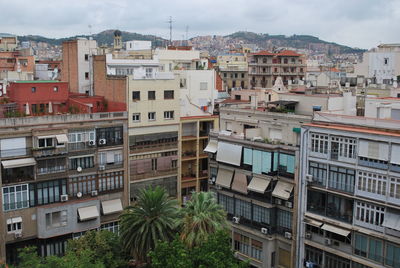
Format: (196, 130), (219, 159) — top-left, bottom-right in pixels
(180, 191), (227, 248)
(119, 186), (180, 264)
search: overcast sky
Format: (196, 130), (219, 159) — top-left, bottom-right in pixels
(0, 0), (399, 49)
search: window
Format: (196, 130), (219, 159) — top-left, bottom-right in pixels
(98, 171), (124, 192)
(132, 113), (140, 122)
(358, 171), (387, 197)
(30, 179), (67, 206)
(38, 137), (54, 148)
(69, 156), (94, 170)
(253, 204), (270, 225)
(384, 58), (389, 65)
(325, 252), (350, 268)
(218, 193), (234, 214)
(2, 184), (29, 211)
(53, 86), (58, 92)
(31, 87), (36, 93)
(151, 158), (157, 171)
(355, 233), (368, 257)
(31, 104), (37, 114)
(234, 233), (250, 256)
(101, 221), (119, 234)
(145, 68), (153, 78)
(46, 210), (67, 228)
(277, 209), (292, 230)
(355, 201), (384, 227)
(84, 54), (89, 61)
(148, 91), (155, 100)
(330, 136), (357, 159)
(355, 233), (384, 263)
(328, 166), (355, 193)
(164, 90), (174, 99)
(311, 133), (328, 154)
(386, 243), (400, 267)
(234, 198), (251, 219)
(85, 72), (89, 80)
(68, 175), (96, 196)
(7, 217), (22, 233)
(164, 111), (174, 120)
(147, 112), (155, 121)
(200, 82), (208, 90)
(389, 177), (400, 199)
(250, 239), (263, 261)
(132, 91), (140, 101)
(309, 161), (327, 185)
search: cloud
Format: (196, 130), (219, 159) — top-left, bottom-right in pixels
(0, 0), (398, 48)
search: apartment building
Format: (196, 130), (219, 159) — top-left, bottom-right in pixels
(298, 112), (400, 268)
(248, 50), (306, 89)
(0, 112), (129, 264)
(178, 69), (219, 202)
(207, 105), (312, 268)
(61, 38), (97, 94)
(216, 53), (248, 92)
(127, 71), (180, 201)
(0, 35), (18, 52)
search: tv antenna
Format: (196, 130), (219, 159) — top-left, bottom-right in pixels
(167, 16), (173, 45)
(88, 24), (92, 36)
(185, 25), (189, 44)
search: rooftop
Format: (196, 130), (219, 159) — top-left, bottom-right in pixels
(250, 50), (302, 57)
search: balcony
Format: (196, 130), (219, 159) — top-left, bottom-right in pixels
(130, 141), (178, 154)
(68, 165), (98, 176)
(358, 157), (388, 170)
(32, 146), (68, 158)
(1, 165), (34, 184)
(68, 142), (96, 152)
(36, 166), (67, 180)
(305, 228), (352, 255)
(182, 151), (197, 161)
(99, 161), (124, 171)
(130, 168), (177, 181)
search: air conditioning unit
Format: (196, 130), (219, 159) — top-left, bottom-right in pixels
(284, 232), (292, 239)
(99, 165), (105, 171)
(276, 199), (282, 205)
(305, 232), (312, 239)
(232, 216), (240, 224)
(325, 238), (332, 246)
(14, 232), (22, 238)
(88, 140), (96, 146)
(61, 194), (68, 202)
(209, 176), (216, 184)
(306, 174), (313, 182)
(285, 201), (293, 208)
(91, 190), (98, 196)
(99, 139), (106, 145)
(261, 227), (268, 234)
(77, 166), (82, 172)
(76, 192), (82, 198)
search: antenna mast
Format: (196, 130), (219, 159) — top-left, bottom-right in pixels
(185, 25), (189, 46)
(168, 16), (173, 46)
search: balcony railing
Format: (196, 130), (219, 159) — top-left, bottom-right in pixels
(32, 147), (68, 158)
(130, 141), (178, 154)
(130, 168), (177, 181)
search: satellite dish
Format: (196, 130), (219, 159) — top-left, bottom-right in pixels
(77, 166), (82, 172)
(76, 192), (82, 198)
(0, 84), (3, 89)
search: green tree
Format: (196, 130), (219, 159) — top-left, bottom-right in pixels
(180, 191), (227, 248)
(149, 230), (248, 268)
(119, 186), (180, 264)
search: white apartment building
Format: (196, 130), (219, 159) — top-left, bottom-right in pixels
(105, 53), (160, 78)
(298, 112), (400, 268)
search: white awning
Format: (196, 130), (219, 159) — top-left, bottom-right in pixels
(215, 168), (234, 188)
(55, 134), (68, 143)
(216, 142), (242, 166)
(2, 158), (36, 169)
(78, 206), (99, 221)
(204, 139), (218, 153)
(101, 199), (123, 215)
(382, 211), (400, 230)
(247, 176), (271, 194)
(272, 180), (294, 200)
(305, 219), (323, 228)
(359, 140), (389, 161)
(391, 144), (400, 165)
(321, 224), (350, 237)
(6, 217), (22, 224)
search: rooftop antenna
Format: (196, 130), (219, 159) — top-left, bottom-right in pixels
(185, 25), (189, 45)
(167, 16), (173, 46)
(88, 24), (92, 38)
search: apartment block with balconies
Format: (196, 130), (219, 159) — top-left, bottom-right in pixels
(248, 50), (306, 89)
(299, 112), (400, 268)
(0, 112), (128, 265)
(206, 105), (311, 268)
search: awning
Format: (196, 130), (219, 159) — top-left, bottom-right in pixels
(272, 180), (294, 200)
(215, 168), (234, 189)
(382, 211), (400, 230)
(305, 219), (323, 228)
(101, 199), (123, 215)
(2, 158), (36, 169)
(6, 217), (22, 224)
(321, 224), (350, 237)
(231, 172), (248, 194)
(391, 144), (400, 165)
(247, 176), (271, 194)
(204, 139), (218, 153)
(78, 205), (99, 221)
(292, 127), (301, 133)
(359, 140), (389, 161)
(55, 134), (68, 143)
(216, 142), (242, 166)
